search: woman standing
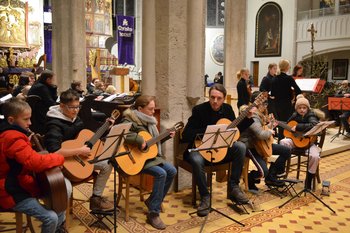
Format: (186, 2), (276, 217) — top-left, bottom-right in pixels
(270, 59), (302, 140)
(237, 68), (251, 109)
(121, 95), (177, 230)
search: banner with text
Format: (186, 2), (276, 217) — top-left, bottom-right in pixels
(117, 15), (135, 65)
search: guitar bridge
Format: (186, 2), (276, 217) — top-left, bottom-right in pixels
(73, 155), (85, 167)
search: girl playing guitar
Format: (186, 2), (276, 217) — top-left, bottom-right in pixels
(238, 91), (291, 191)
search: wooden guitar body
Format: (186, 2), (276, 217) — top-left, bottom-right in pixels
(195, 118), (240, 163)
(254, 125), (273, 159)
(116, 131), (158, 175)
(283, 121), (316, 149)
(62, 129), (102, 182)
(37, 167), (67, 213)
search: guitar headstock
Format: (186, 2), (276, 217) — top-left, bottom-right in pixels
(252, 92), (268, 107)
(111, 109), (121, 120)
(173, 121), (185, 131)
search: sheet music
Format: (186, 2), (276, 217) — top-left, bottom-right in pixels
(304, 121), (335, 136)
(295, 78), (319, 92)
(97, 123), (132, 160)
(103, 94), (117, 102)
(198, 124), (236, 150)
(0, 94), (12, 103)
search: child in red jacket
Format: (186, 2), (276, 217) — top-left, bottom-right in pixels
(0, 98), (66, 233)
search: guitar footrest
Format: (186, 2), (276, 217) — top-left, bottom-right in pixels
(89, 210), (115, 230)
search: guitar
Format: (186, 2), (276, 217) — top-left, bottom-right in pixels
(116, 122), (184, 175)
(62, 110), (120, 182)
(195, 92), (267, 163)
(30, 132), (67, 213)
(278, 120), (317, 149)
(254, 114), (275, 159)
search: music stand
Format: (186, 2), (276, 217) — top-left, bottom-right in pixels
(188, 125), (244, 232)
(329, 98), (350, 141)
(279, 121), (336, 213)
(89, 123), (132, 233)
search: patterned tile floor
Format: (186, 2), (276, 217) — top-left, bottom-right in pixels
(1, 130), (349, 233)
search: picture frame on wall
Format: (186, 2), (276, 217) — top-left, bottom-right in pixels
(255, 2), (283, 57)
(0, 1), (28, 48)
(332, 59), (349, 80)
(210, 34), (224, 66)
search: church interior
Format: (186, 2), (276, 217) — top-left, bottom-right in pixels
(1, 0), (350, 232)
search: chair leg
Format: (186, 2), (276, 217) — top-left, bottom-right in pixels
(15, 212), (23, 233)
(285, 158), (291, 178)
(243, 157), (250, 191)
(296, 155), (301, 180)
(125, 177), (130, 222)
(26, 214), (35, 233)
(116, 175), (123, 206)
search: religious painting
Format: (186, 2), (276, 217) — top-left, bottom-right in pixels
(210, 34), (224, 66)
(332, 59), (348, 80)
(319, 0), (335, 15)
(94, 14), (104, 34)
(0, 0), (28, 48)
(85, 0), (94, 13)
(255, 2), (282, 57)
(95, 0), (105, 14)
(28, 21), (41, 46)
(85, 14), (93, 32)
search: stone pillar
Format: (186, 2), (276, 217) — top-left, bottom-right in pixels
(186, 0), (206, 105)
(51, 0), (86, 92)
(141, 0), (156, 96)
(224, 0), (246, 91)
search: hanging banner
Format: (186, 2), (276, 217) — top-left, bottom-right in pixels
(43, 6), (52, 63)
(117, 15), (135, 65)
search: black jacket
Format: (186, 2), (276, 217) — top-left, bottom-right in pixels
(288, 110), (319, 133)
(237, 78), (250, 109)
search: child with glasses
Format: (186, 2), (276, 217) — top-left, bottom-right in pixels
(44, 89), (114, 212)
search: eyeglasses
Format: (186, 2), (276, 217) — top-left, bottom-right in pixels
(65, 105), (81, 110)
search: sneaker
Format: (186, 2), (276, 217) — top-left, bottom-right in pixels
(55, 221), (68, 233)
(265, 178), (285, 187)
(146, 212), (166, 230)
(90, 196), (114, 211)
(345, 132), (350, 138)
(145, 197), (164, 213)
(248, 173), (259, 191)
(276, 171), (286, 178)
(230, 186), (249, 204)
(197, 195), (210, 217)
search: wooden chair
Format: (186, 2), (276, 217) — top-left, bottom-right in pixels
(173, 132), (231, 207)
(0, 210), (35, 233)
(66, 172), (97, 227)
(285, 129), (326, 191)
(116, 171), (150, 221)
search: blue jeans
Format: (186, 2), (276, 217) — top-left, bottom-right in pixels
(184, 141), (246, 198)
(13, 198), (65, 233)
(142, 162), (177, 214)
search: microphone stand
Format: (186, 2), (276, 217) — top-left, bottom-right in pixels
(188, 128), (244, 232)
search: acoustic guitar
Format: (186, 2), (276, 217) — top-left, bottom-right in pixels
(117, 122), (184, 175)
(195, 92), (267, 163)
(278, 120), (317, 148)
(62, 110), (120, 182)
(31, 132), (67, 213)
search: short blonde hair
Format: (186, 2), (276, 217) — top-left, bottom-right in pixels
(105, 85), (116, 94)
(279, 59), (290, 72)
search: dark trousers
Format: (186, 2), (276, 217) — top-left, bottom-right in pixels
(184, 141), (246, 198)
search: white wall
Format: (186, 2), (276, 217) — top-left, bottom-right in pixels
(246, 0), (297, 85)
(205, 28), (224, 83)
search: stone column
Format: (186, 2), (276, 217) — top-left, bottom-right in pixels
(224, 0), (246, 92)
(186, 0), (206, 105)
(51, 0), (86, 92)
(141, 0), (156, 96)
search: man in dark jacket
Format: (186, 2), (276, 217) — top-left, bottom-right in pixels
(182, 84), (253, 217)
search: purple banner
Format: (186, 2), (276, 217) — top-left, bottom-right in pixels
(117, 15), (135, 65)
(44, 6), (52, 63)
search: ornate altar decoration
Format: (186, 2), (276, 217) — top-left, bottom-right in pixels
(0, 0), (28, 48)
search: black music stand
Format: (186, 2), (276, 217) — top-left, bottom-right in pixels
(279, 121), (336, 213)
(89, 123), (132, 233)
(330, 99), (350, 141)
(188, 125), (244, 232)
